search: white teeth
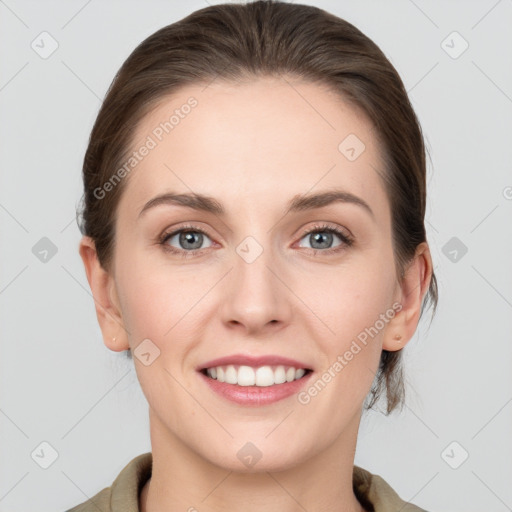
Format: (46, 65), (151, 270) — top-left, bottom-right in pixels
(225, 365), (237, 383)
(274, 365), (286, 384)
(205, 365), (309, 386)
(238, 365), (255, 386)
(295, 368), (306, 380)
(255, 366), (274, 387)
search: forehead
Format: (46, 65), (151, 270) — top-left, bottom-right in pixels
(118, 76), (388, 220)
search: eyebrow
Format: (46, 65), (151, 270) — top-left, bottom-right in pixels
(138, 189), (375, 220)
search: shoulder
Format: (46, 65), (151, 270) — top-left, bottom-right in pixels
(353, 465), (428, 512)
(63, 452), (153, 512)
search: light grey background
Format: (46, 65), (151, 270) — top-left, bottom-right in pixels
(1, 1), (511, 511)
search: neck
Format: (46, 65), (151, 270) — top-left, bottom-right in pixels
(140, 407), (366, 512)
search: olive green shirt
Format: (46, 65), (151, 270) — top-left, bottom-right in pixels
(65, 452), (427, 512)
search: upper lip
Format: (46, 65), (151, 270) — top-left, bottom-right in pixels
(197, 354), (313, 371)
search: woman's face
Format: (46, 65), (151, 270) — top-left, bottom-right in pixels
(93, 76), (408, 471)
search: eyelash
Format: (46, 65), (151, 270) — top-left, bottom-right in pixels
(158, 223), (354, 258)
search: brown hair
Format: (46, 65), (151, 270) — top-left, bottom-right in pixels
(77, 0), (438, 414)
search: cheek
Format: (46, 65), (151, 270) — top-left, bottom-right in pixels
(114, 256), (179, 339)
(115, 255), (215, 358)
(298, 267), (394, 418)
(114, 261), (200, 406)
(298, 255), (396, 402)
(307, 261), (395, 342)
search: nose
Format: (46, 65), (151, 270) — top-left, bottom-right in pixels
(220, 238), (293, 336)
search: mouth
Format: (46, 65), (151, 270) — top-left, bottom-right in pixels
(199, 365), (313, 387)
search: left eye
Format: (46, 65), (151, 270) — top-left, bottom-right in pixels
(297, 226), (350, 251)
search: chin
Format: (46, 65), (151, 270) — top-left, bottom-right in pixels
(199, 435), (313, 474)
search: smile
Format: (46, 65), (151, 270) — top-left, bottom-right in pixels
(201, 364), (312, 387)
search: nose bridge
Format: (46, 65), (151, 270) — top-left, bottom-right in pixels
(230, 207), (277, 275)
(233, 232), (277, 300)
(223, 229), (290, 330)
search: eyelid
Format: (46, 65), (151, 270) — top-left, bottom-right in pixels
(297, 222), (352, 240)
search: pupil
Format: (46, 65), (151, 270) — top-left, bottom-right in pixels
(181, 231), (202, 250)
(311, 232), (332, 249)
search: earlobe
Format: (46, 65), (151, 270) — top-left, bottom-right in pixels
(78, 236), (130, 352)
(383, 242), (433, 352)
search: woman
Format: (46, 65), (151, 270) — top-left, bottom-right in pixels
(70, 1), (437, 510)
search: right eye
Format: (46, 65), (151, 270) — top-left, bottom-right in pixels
(159, 224), (215, 257)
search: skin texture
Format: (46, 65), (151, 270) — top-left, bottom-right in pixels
(80, 76), (432, 512)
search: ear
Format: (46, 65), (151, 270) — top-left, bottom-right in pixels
(78, 235), (130, 352)
(383, 241), (433, 351)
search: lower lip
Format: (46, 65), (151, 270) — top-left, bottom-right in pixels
(198, 370), (313, 406)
